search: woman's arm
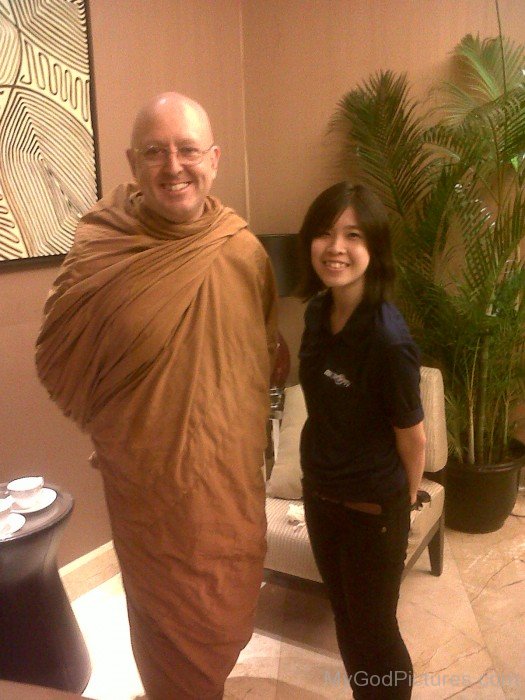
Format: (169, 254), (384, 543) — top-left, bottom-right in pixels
(394, 421), (426, 506)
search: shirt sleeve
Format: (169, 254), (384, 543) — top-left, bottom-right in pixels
(381, 341), (424, 428)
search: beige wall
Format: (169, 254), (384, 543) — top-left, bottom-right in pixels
(242, 0), (525, 234)
(89, 0), (247, 213)
(1, 0), (523, 565)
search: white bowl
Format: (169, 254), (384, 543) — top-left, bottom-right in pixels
(7, 476), (44, 509)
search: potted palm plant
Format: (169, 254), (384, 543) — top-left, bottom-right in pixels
(330, 33), (525, 532)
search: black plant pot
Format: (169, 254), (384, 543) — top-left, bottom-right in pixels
(445, 448), (525, 533)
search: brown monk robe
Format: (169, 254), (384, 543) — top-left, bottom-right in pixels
(36, 183), (278, 699)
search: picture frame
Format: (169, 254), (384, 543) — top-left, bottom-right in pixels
(0, 0), (100, 262)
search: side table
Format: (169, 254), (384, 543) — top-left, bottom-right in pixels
(0, 483), (91, 693)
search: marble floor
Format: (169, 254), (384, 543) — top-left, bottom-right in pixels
(74, 494), (525, 700)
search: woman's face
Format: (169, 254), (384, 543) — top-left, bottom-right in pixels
(311, 206), (370, 298)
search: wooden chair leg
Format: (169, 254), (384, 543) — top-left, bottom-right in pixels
(428, 514), (444, 576)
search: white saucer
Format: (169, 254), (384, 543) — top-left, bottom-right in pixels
(0, 513), (26, 539)
(10, 488), (57, 514)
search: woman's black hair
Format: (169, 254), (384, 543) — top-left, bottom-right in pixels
(295, 181), (395, 306)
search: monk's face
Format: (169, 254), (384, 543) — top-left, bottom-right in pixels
(127, 97), (220, 223)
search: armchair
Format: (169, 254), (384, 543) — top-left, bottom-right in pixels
(264, 366), (447, 583)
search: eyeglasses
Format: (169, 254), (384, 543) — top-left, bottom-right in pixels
(134, 143), (215, 166)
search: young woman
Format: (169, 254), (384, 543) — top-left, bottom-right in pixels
(296, 182), (426, 699)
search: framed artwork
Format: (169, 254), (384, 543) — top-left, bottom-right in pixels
(0, 0), (99, 261)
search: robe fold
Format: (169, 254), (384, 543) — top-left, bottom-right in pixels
(36, 184), (278, 699)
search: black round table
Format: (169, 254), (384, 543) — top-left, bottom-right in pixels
(0, 483), (91, 693)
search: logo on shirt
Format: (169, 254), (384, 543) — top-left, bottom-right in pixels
(324, 369), (351, 388)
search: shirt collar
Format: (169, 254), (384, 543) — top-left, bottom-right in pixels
(312, 291), (375, 343)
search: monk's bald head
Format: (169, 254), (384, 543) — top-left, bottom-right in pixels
(129, 93), (214, 150)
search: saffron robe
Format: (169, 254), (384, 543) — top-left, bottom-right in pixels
(36, 184), (278, 699)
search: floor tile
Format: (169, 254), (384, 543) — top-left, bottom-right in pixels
(69, 500), (525, 700)
(276, 642), (349, 699)
(73, 575), (144, 700)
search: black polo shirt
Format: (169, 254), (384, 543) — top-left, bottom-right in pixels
(299, 292), (424, 502)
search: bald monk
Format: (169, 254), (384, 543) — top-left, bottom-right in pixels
(36, 93), (278, 699)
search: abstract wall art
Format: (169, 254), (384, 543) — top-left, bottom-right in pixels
(0, 0), (99, 261)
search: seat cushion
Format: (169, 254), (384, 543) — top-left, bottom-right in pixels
(264, 476), (444, 582)
(265, 495), (323, 582)
(266, 384), (306, 499)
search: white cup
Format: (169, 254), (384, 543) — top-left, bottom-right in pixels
(0, 497), (12, 528)
(7, 476), (44, 509)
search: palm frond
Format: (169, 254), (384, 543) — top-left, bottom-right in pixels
(331, 33), (525, 465)
(330, 71), (433, 221)
(437, 34), (525, 125)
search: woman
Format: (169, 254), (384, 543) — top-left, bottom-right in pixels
(296, 182), (426, 699)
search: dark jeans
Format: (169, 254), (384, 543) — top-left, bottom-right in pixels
(303, 486), (413, 700)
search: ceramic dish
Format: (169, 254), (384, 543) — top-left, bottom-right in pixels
(0, 513), (26, 539)
(10, 487), (57, 514)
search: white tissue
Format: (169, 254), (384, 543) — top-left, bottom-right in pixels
(286, 502), (305, 526)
